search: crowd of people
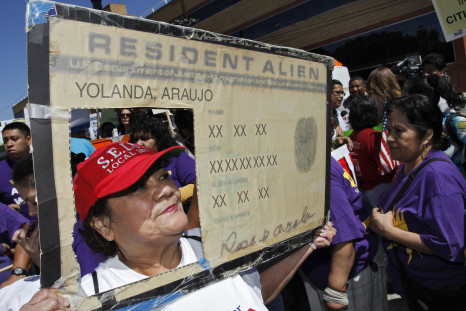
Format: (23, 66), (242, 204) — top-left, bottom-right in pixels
(0, 53), (465, 311)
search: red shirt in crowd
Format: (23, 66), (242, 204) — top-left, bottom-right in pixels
(349, 128), (394, 190)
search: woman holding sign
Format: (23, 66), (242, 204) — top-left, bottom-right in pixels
(72, 142), (335, 309)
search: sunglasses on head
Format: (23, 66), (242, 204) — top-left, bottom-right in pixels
(120, 113), (131, 117)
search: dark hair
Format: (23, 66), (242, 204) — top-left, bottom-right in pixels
(116, 108), (132, 134)
(174, 109), (194, 153)
(130, 114), (177, 151)
(349, 76), (365, 84)
(2, 122), (31, 138)
(402, 76), (439, 105)
(427, 75), (465, 111)
(80, 197), (116, 257)
(332, 79), (343, 87)
(12, 153), (34, 188)
(71, 152), (86, 178)
(80, 161), (163, 257)
(349, 95), (379, 130)
(423, 53), (446, 70)
(403, 75), (465, 111)
(386, 95), (445, 150)
(174, 109), (193, 131)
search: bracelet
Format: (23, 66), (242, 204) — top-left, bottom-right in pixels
(309, 242), (317, 250)
(323, 286), (348, 305)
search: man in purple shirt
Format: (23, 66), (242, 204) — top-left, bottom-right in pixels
(0, 122), (32, 217)
(0, 122), (34, 288)
(300, 158), (386, 310)
(8, 154), (106, 282)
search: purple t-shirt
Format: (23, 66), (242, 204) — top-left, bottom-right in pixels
(164, 152), (196, 188)
(301, 158), (378, 290)
(0, 202), (29, 283)
(378, 149), (466, 293)
(0, 158), (30, 219)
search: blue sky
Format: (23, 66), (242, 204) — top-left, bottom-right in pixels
(0, 0), (169, 121)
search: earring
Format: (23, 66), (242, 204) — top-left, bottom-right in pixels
(422, 144), (428, 160)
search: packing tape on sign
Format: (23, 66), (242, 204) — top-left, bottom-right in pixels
(196, 257), (211, 270)
(28, 103), (71, 120)
(27, 1), (57, 30)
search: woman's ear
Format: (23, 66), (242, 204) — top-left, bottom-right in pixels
(91, 215), (115, 242)
(423, 129), (434, 145)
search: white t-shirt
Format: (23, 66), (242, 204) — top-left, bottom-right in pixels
(80, 237), (266, 310)
(80, 237), (197, 295)
(0, 275), (41, 311)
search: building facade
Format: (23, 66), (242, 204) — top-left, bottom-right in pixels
(146, 0), (466, 91)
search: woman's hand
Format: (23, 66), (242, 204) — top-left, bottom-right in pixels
(369, 208), (394, 238)
(20, 289), (71, 311)
(370, 208), (435, 255)
(13, 223), (41, 267)
(313, 222), (336, 249)
(333, 136), (353, 151)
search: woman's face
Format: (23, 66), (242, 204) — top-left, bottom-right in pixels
(386, 109), (425, 164)
(120, 109), (131, 125)
(133, 132), (157, 151)
(104, 168), (187, 249)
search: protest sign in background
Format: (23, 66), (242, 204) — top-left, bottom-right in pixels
(432, 0), (466, 42)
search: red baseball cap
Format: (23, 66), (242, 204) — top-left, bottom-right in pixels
(73, 142), (185, 222)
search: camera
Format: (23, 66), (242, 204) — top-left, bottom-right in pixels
(390, 54), (422, 78)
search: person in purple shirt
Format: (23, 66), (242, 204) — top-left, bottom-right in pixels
(0, 122), (36, 289)
(130, 113), (196, 208)
(13, 153), (106, 279)
(0, 203), (29, 284)
(371, 95), (466, 310)
(300, 157), (386, 311)
(0, 122), (32, 218)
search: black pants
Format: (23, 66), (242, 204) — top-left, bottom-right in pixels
(405, 279), (466, 311)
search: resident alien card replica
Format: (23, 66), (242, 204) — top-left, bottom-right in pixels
(26, 1), (332, 309)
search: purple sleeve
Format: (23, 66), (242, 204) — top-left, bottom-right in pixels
(330, 159), (365, 244)
(173, 152), (196, 186)
(420, 193), (466, 262)
(0, 203), (29, 242)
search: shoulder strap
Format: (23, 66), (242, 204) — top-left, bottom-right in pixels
(388, 158), (449, 211)
(445, 112), (463, 146)
(183, 234), (204, 260)
(92, 270), (99, 294)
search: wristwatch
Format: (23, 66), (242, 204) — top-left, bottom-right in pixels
(11, 267), (27, 276)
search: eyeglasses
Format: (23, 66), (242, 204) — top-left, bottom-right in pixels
(332, 91), (346, 96)
(120, 113), (131, 117)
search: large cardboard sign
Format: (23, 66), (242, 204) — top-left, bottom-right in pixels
(26, 1), (332, 309)
(432, 0), (466, 42)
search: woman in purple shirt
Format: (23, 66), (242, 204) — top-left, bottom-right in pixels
(370, 95), (466, 310)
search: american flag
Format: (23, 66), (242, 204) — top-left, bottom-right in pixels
(378, 112), (400, 175)
(46, 4), (56, 17)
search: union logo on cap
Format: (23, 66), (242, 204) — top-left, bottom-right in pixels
(96, 142), (151, 174)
